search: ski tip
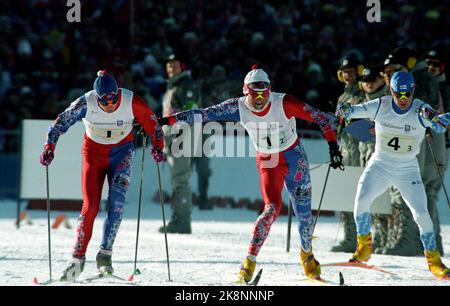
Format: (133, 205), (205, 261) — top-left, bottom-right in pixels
(128, 274), (134, 282)
(33, 277), (38, 285)
(247, 269), (263, 286)
(339, 272), (345, 286)
(134, 268), (142, 275)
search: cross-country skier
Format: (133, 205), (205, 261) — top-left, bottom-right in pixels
(337, 71), (450, 279)
(158, 65), (344, 282)
(39, 70), (165, 281)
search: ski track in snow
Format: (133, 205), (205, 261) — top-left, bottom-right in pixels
(0, 200), (449, 286)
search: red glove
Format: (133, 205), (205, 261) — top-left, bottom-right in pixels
(40, 144), (55, 166)
(151, 147), (165, 163)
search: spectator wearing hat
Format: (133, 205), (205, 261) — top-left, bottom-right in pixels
(357, 66), (390, 253)
(161, 54), (204, 233)
(427, 49), (450, 157)
(358, 66), (387, 167)
(331, 55), (365, 253)
(425, 48), (450, 245)
(426, 49), (450, 118)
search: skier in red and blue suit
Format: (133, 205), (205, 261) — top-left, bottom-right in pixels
(158, 66), (344, 282)
(39, 70), (165, 281)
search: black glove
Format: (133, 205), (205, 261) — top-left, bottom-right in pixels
(158, 117), (169, 126)
(328, 141), (344, 170)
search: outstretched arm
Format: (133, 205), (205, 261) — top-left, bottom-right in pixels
(337, 98), (381, 121)
(40, 95), (87, 166)
(283, 95), (337, 142)
(283, 95), (343, 169)
(160, 98), (241, 126)
(45, 96), (87, 146)
(132, 95), (164, 149)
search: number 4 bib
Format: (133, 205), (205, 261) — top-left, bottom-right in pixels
(381, 133), (415, 154)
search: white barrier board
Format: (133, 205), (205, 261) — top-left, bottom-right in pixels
(20, 120), (109, 200)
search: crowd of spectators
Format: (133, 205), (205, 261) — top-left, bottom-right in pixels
(0, 0), (449, 152)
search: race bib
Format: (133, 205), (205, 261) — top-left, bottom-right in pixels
(380, 133), (415, 154)
(91, 126), (127, 141)
(256, 131), (289, 150)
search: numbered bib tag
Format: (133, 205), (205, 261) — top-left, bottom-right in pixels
(91, 126), (127, 141)
(256, 130), (293, 150)
(381, 133), (415, 154)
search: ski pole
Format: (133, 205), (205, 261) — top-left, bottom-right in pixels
(45, 166), (52, 281)
(312, 164), (332, 233)
(426, 135), (450, 209)
(156, 162), (171, 281)
(286, 200), (293, 252)
(312, 114), (345, 234)
(129, 129), (146, 281)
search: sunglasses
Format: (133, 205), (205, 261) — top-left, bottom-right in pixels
(248, 82), (270, 91)
(392, 91), (412, 100)
(97, 93), (118, 106)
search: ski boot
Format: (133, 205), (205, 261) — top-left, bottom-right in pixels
(350, 234), (372, 262)
(159, 222), (191, 234)
(300, 249), (321, 279)
(425, 250), (450, 280)
(60, 256), (85, 281)
(236, 256), (256, 284)
(96, 249), (114, 275)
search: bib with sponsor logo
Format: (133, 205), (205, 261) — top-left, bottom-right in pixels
(83, 89), (134, 144)
(374, 96), (426, 160)
(238, 92), (297, 154)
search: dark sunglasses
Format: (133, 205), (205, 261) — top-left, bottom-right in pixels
(97, 93), (118, 106)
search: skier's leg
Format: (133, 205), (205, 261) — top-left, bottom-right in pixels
(63, 145), (107, 281)
(394, 163), (450, 279)
(384, 145), (425, 256)
(394, 164), (435, 251)
(248, 153), (287, 257)
(283, 143), (320, 278)
(100, 143), (134, 251)
(352, 159), (390, 261)
(72, 146), (108, 258)
(283, 144), (313, 253)
(238, 153), (287, 283)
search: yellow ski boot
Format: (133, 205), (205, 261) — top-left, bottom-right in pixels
(351, 234), (372, 262)
(300, 249), (321, 279)
(236, 256), (256, 284)
(425, 250), (450, 280)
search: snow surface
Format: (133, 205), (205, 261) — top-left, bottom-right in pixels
(0, 199), (449, 286)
